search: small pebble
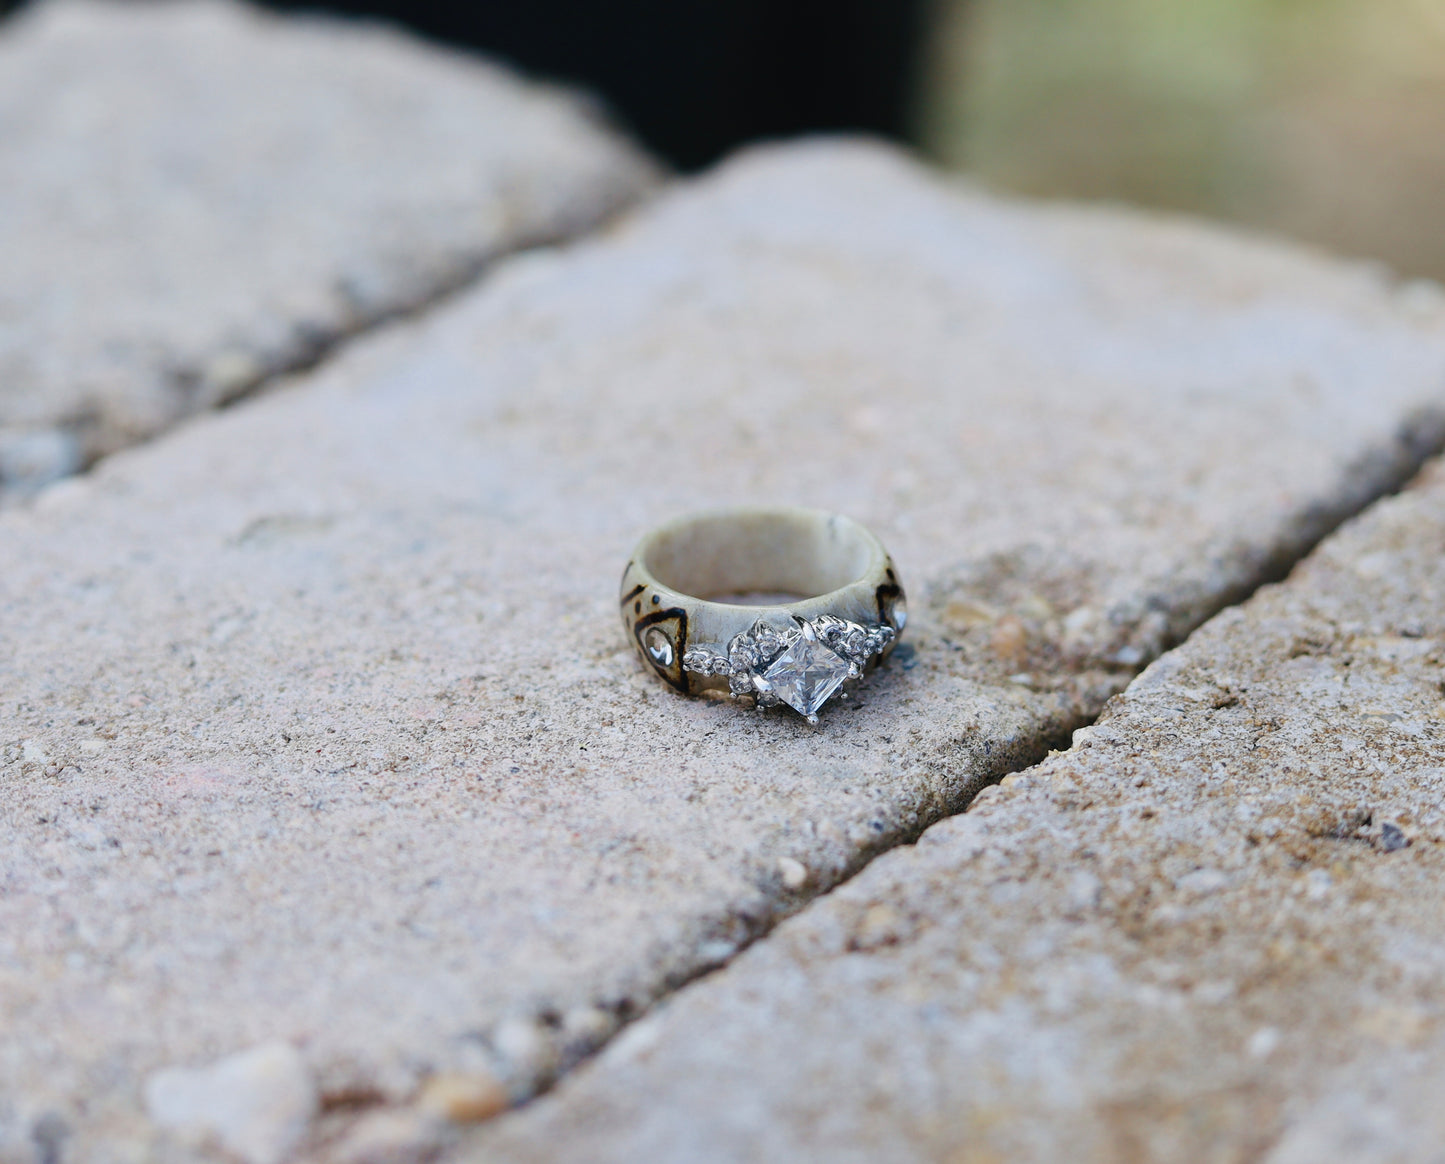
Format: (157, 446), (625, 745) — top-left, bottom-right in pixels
(416, 1070), (508, 1123)
(199, 350), (265, 405)
(490, 1016), (557, 1084)
(144, 1041), (316, 1164)
(1062, 605), (1099, 644)
(1247, 1027), (1281, 1059)
(1380, 822), (1410, 852)
(560, 1005), (616, 1049)
(776, 857), (809, 891)
(990, 615), (1028, 667)
(696, 939), (736, 965)
(942, 599), (997, 629)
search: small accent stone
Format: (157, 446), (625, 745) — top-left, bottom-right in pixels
(748, 618), (785, 656)
(682, 648), (726, 676)
(728, 633), (760, 670)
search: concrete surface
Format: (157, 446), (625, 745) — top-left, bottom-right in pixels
(468, 457), (1445, 1163)
(0, 0), (656, 493)
(2, 140), (1445, 1160)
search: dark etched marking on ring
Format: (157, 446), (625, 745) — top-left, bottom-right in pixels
(633, 607), (690, 694)
(620, 583), (645, 607)
(875, 581), (904, 631)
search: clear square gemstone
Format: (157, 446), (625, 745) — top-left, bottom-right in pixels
(761, 628), (851, 720)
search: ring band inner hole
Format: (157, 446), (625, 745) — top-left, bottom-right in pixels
(644, 513), (873, 604)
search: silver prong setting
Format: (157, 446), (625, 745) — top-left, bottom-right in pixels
(681, 613), (894, 723)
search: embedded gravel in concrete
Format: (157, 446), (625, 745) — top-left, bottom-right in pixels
(468, 461), (1445, 1164)
(0, 0), (656, 493)
(2, 141), (1444, 1159)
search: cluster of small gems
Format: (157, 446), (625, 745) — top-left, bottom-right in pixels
(682, 614), (895, 724)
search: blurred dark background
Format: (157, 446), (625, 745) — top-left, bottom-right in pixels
(3, 0), (1445, 279)
(262, 0), (929, 172)
(0, 0), (928, 171)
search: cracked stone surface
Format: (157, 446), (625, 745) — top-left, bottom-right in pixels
(468, 459), (1445, 1164)
(2, 141), (1445, 1160)
(0, 0), (657, 493)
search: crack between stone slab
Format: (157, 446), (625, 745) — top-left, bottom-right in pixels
(1, 189), (655, 504)
(193, 196), (646, 413)
(399, 405), (1445, 1148)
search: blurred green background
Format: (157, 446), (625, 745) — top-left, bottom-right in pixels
(917, 0), (1445, 280)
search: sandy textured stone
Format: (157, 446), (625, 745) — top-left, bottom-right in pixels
(2, 141), (1445, 1159)
(469, 459), (1445, 1162)
(0, 0), (655, 492)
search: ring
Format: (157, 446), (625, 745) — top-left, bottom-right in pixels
(619, 507), (906, 724)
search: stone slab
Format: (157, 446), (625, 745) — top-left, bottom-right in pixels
(2, 141), (1445, 1160)
(468, 459), (1445, 1163)
(0, 0), (656, 492)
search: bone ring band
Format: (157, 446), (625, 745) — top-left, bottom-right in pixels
(619, 507), (907, 723)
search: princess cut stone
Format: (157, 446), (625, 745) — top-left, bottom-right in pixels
(760, 624), (851, 722)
